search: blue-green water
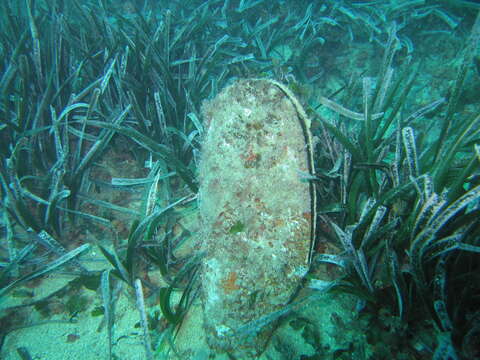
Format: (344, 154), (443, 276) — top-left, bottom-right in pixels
(0, 1), (479, 359)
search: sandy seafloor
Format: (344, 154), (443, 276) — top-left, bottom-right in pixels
(1, 267), (363, 359)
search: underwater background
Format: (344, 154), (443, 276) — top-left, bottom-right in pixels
(1, 0), (480, 359)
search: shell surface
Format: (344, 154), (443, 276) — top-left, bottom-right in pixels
(198, 79), (315, 357)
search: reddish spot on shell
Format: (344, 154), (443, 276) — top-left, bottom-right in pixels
(302, 212), (312, 221)
(221, 271), (240, 293)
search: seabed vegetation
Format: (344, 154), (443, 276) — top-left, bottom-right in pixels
(0, 0), (480, 359)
